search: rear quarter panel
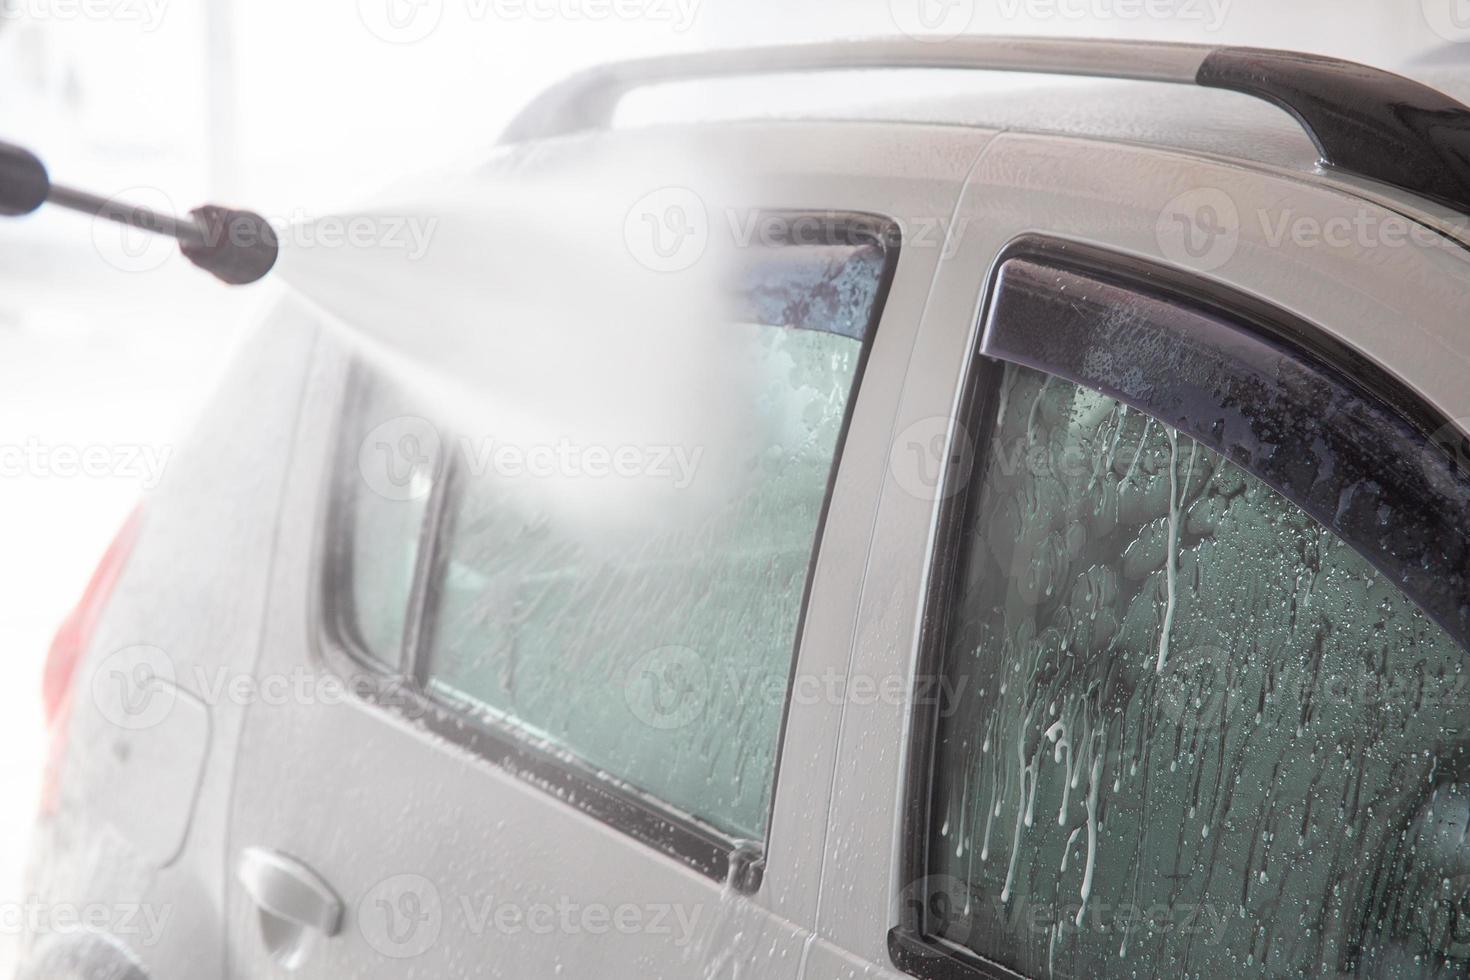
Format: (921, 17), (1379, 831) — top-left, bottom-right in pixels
(22, 298), (320, 979)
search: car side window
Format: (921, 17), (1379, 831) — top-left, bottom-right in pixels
(928, 363), (1465, 977)
(422, 240), (887, 842)
(333, 376), (440, 669)
(426, 318), (858, 840)
(328, 218), (896, 861)
(896, 242), (1470, 980)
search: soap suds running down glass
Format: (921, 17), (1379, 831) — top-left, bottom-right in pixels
(929, 364), (1470, 979)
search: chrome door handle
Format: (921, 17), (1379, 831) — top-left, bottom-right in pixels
(237, 847), (343, 969)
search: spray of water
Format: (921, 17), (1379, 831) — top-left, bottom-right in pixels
(270, 139), (763, 545)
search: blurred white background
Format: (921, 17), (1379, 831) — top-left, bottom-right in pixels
(0, 0), (1459, 971)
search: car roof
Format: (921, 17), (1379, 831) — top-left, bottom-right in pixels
(651, 75), (1322, 173)
(607, 69), (1470, 238)
(515, 39), (1470, 230)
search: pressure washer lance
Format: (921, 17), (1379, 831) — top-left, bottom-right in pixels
(0, 139), (278, 285)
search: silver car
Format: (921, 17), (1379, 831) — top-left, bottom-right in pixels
(21, 36), (1470, 980)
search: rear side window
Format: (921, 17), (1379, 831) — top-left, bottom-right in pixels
(332, 379), (440, 669)
(426, 319), (865, 841)
(330, 217), (896, 863)
(896, 241), (1470, 979)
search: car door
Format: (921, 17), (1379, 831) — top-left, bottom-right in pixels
(223, 122), (995, 979)
(804, 133), (1470, 979)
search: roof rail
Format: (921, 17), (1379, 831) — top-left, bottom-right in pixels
(500, 37), (1470, 216)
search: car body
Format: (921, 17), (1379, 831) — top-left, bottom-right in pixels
(20, 37), (1470, 980)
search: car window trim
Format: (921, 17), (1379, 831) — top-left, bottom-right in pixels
(320, 366), (435, 677)
(890, 234), (1470, 979)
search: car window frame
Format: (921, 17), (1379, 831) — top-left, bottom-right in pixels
(320, 371), (445, 677)
(317, 211), (900, 893)
(889, 234), (1470, 979)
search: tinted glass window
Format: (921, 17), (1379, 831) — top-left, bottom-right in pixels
(927, 363), (1470, 978)
(422, 239), (888, 840)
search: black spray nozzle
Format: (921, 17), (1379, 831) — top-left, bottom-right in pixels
(0, 141), (49, 217)
(180, 205), (280, 286)
(0, 139), (278, 285)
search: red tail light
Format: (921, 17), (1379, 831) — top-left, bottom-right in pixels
(39, 504), (143, 813)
